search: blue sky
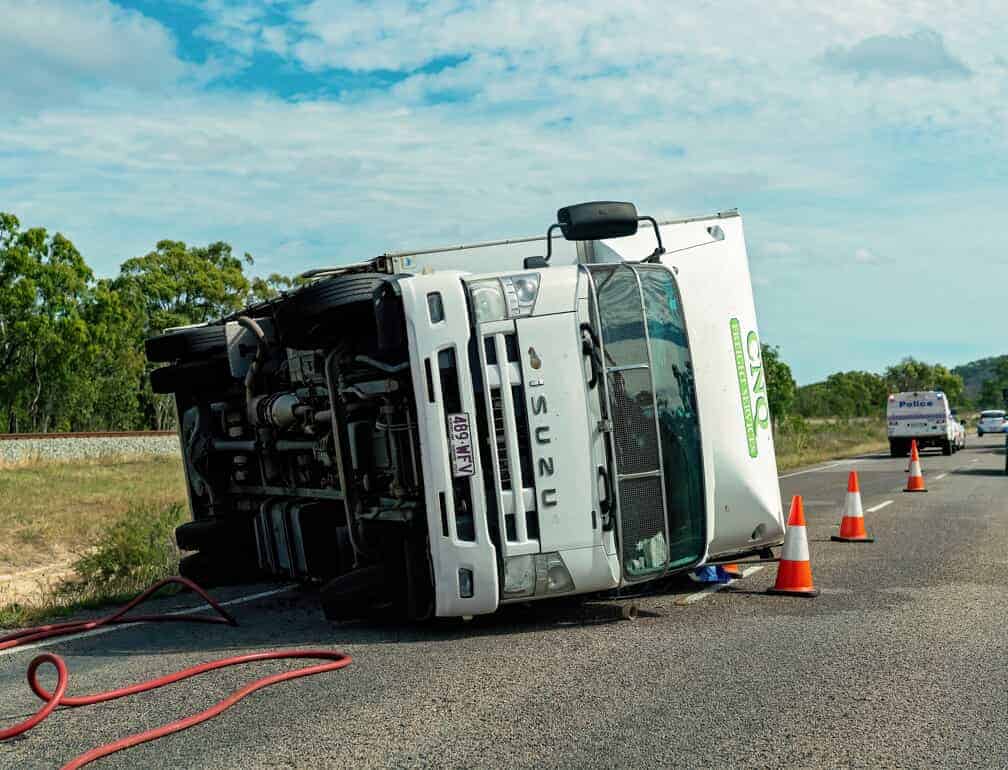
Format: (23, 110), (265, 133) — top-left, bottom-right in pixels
(1, 1), (1006, 383)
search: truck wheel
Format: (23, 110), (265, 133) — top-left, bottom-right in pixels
(145, 325), (227, 363)
(150, 358), (234, 395)
(279, 274), (386, 348)
(178, 552), (231, 587)
(889, 440), (900, 458)
(176, 518), (255, 553)
(319, 564), (388, 621)
(179, 548), (262, 587)
(942, 440), (952, 456)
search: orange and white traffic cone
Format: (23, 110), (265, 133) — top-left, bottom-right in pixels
(831, 470), (874, 543)
(904, 439), (928, 492)
(767, 495), (819, 598)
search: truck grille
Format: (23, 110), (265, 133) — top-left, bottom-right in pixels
(490, 388), (511, 488)
(619, 475), (666, 578)
(477, 331), (539, 553)
(610, 369), (660, 475)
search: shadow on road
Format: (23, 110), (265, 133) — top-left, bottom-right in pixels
(951, 467), (1007, 477)
(37, 578), (696, 659)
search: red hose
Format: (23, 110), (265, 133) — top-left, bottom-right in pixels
(0, 576), (352, 769)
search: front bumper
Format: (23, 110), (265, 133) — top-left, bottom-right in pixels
(400, 273), (500, 617)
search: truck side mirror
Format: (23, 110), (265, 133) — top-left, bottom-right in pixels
(539, 200), (665, 264)
(557, 202), (639, 241)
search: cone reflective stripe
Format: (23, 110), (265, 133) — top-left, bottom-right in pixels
(832, 470), (874, 542)
(767, 496), (818, 597)
(904, 439), (928, 492)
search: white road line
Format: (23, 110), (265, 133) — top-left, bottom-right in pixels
(0, 585), (293, 658)
(675, 565), (765, 605)
(778, 461), (845, 479)
(865, 500), (894, 513)
(933, 473), (948, 481)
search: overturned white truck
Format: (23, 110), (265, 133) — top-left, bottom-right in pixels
(146, 202), (785, 620)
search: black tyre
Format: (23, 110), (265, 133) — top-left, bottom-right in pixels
(319, 564), (389, 621)
(942, 439), (952, 456)
(175, 518), (255, 552)
(178, 552), (231, 587)
(178, 549), (262, 588)
(889, 440), (900, 458)
(279, 274), (386, 348)
(145, 325), (227, 363)
(150, 358), (234, 394)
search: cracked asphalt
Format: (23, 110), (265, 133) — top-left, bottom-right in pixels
(2, 436), (1006, 769)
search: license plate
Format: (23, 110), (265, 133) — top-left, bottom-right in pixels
(447, 413), (476, 478)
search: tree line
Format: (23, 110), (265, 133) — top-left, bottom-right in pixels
(0, 213), (295, 433)
(1, 211), (1003, 433)
(760, 345), (1006, 423)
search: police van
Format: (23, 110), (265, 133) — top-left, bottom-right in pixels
(886, 391), (958, 456)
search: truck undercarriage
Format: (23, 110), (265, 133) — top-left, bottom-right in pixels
(149, 271), (437, 621)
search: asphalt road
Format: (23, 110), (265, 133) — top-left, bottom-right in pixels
(2, 437), (1006, 769)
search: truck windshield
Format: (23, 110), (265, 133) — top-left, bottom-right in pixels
(587, 263), (706, 579)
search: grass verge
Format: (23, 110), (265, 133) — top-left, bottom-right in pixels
(774, 416), (888, 471)
(0, 502), (188, 628)
(0, 454), (186, 571)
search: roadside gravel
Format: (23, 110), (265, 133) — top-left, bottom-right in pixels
(0, 435), (179, 465)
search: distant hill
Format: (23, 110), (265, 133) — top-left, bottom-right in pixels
(952, 355), (1008, 399)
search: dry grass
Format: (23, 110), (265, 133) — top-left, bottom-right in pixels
(0, 501), (189, 628)
(0, 455), (187, 572)
(774, 417), (889, 471)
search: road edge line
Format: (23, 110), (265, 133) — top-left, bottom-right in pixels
(0, 585), (294, 658)
(675, 565), (765, 605)
(865, 500), (894, 513)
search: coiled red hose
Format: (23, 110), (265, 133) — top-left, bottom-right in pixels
(0, 577), (352, 769)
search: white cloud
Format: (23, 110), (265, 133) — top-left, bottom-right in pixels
(2, 0), (1007, 381)
(854, 247), (878, 263)
(0, 0), (182, 111)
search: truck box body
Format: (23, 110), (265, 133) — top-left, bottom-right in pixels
(148, 204), (786, 620)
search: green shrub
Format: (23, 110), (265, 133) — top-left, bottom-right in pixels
(70, 502), (187, 590)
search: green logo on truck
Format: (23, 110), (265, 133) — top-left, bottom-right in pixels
(730, 318), (770, 458)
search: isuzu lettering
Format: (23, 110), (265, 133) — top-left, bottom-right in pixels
(146, 202), (786, 620)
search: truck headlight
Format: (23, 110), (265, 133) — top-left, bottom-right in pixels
(504, 274), (540, 312)
(502, 554), (536, 597)
(535, 552), (575, 595)
(469, 280), (508, 323)
(502, 552), (574, 598)
(468, 273), (540, 323)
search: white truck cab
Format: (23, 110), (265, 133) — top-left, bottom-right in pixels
(147, 202), (786, 620)
(887, 390), (958, 456)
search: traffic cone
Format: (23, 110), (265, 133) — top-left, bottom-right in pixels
(831, 471), (874, 542)
(767, 496), (819, 598)
(904, 439), (927, 492)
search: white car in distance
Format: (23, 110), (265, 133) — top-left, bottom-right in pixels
(977, 410), (1006, 437)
